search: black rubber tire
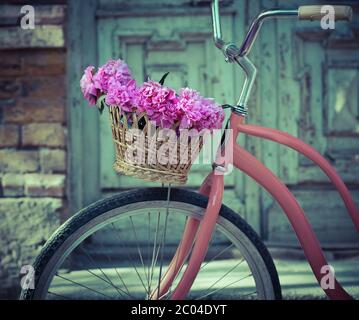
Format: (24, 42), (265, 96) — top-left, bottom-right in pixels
(20, 187), (282, 300)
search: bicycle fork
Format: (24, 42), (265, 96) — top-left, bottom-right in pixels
(149, 172), (223, 300)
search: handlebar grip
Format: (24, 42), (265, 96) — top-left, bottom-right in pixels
(298, 5), (353, 22)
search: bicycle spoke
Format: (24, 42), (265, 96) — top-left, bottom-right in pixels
(147, 212), (151, 294)
(196, 273), (253, 300)
(157, 211), (169, 299)
(148, 211), (161, 295)
(78, 245), (124, 297)
(47, 291), (72, 300)
(200, 243), (234, 270)
(85, 269), (133, 299)
(157, 184), (171, 299)
(96, 233), (132, 297)
(200, 258), (245, 296)
(129, 216), (149, 292)
(54, 273), (112, 299)
(113, 268), (131, 297)
(111, 222), (148, 295)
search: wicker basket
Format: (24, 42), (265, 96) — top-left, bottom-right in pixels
(109, 105), (204, 185)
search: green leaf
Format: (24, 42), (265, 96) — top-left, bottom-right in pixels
(96, 95), (106, 115)
(159, 72), (170, 85)
(98, 103), (104, 114)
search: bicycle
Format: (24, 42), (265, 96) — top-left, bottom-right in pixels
(21, 1), (358, 300)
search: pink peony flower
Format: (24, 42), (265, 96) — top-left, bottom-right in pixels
(137, 80), (180, 128)
(80, 66), (99, 106)
(80, 59), (224, 133)
(93, 59), (132, 93)
(105, 79), (137, 112)
(176, 88), (224, 131)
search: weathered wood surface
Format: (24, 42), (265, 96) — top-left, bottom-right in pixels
(252, 0), (359, 245)
(268, 189), (359, 245)
(67, 0), (99, 214)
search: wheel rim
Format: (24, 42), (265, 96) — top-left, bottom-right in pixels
(32, 201), (276, 300)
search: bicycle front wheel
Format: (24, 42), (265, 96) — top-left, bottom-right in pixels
(21, 188), (281, 300)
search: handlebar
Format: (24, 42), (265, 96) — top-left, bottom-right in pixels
(298, 5), (352, 21)
(211, 0), (353, 59)
(210, 0), (353, 115)
(211, 0), (223, 49)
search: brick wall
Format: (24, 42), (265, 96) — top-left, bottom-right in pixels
(0, 2), (67, 298)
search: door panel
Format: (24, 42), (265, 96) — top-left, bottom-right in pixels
(250, 0), (359, 246)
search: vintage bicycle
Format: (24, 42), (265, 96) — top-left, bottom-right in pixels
(21, 1), (358, 300)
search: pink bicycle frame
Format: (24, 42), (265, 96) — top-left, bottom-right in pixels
(153, 112), (359, 300)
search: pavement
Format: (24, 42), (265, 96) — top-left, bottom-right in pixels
(49, 256), (359, 300)
(274, 257), (359, 299)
